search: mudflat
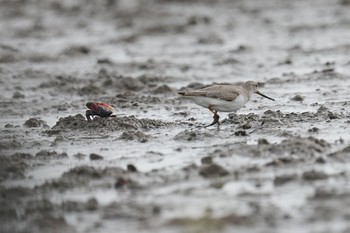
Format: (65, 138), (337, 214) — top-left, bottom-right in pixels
(1, 0), (350, 232)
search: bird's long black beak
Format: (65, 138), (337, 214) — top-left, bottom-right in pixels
(256, 91), (275, 101)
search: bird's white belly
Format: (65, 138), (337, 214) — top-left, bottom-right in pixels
(187, 95), (248, 112)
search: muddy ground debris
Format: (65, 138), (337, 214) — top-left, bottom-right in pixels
(89, 153), (104, 160)
(35, 150), (68, 159)
(12, 91), (25, 99)
(290, 94), (304, 102)
(73, 152), (86, 160)
(302, 170), (329, 181)
(127, 164), (138, 172)
(199, 163), (229, 178)
(62, 166), (125, 180)
(24, 118), (49, 128)
(201, 156), (213, 165)
(234, 130), (248, 136)
(274, 173), (298, 186)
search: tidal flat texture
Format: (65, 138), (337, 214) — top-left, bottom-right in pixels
(1, 0), (350, 232)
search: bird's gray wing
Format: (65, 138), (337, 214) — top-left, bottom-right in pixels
(205, 91), (239, 101)
(180, 85), (240, 101)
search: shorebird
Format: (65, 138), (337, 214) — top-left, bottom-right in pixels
(178, 81), (275, 127)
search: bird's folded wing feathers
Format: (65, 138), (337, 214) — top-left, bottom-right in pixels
(183, 90), (239, 101)
(181, 85), (242, 101)
(205, 91), (239, 101)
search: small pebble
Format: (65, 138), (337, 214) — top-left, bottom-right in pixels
(291, 95), (304, 102)
(258, 138), (270, 145)
(201, 156), (213, 165)
(308, 127), (319, 133)
(242, 122), (251, 129)
(90, 153), (104, 160)
(127, 164), (138, 172)
(234, 130), (247, 136)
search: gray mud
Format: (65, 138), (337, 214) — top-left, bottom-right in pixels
(1, 0), (350, 232)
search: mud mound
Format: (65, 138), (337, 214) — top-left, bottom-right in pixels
(38, 166), (125, 191)
(328, 144), (350, 160)
(199, 163), (229, 178)
(302, 170), (329, 181)
(62, 166), (124, 179)
(61, 45), (90, 56)
(90, 153), (104, 160)
(35, 150), (68, 159)
(259, 137), (330, 159)
(223, 109), (346, 127)
(118, 130), (149, 142)
(0, 156), (28, 181)
(24, 117), (49, 128)
(0, 140), (22, 150)
(174, 130), (213, 141)
(49, 114), (171, 133)
(262, 108), (345, 124)
(212, 137), (331, 164)
(151, 84), (173, 94)
(0, 186), (32, 200)
(225, 113), (260, 125)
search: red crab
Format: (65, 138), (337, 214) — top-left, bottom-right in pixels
(85, 102), (116, 122)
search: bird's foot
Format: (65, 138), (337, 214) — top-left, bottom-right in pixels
(205, 114), (220, 128)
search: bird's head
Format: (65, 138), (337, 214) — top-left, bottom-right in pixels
(244, 81), (275, 101)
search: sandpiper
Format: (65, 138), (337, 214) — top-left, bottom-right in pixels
(178, 81), (275, 127)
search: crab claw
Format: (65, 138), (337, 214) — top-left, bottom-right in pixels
(86, 110), (94, 122)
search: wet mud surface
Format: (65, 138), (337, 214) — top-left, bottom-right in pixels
(1, 0), (350, 232)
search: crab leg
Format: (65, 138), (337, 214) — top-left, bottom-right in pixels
(86, 110), (94, 122)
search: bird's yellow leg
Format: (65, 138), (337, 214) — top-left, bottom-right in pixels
(206, 106), (220, 127)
